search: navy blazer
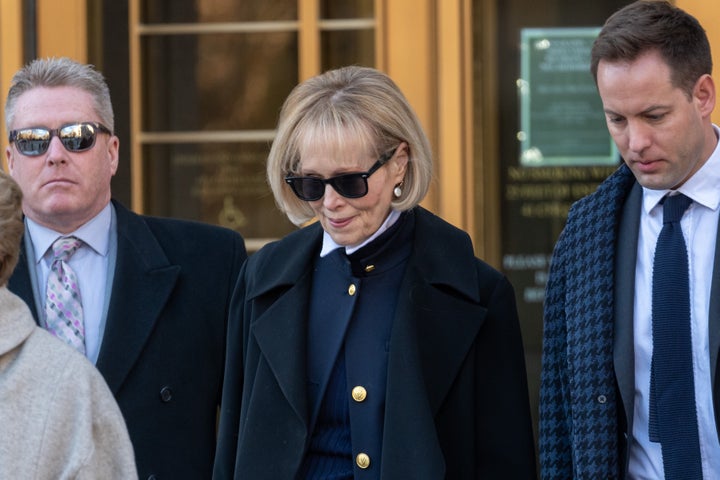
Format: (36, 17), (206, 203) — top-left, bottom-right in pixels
(9, 200), (247, 480)
(214, 207), (536, 479)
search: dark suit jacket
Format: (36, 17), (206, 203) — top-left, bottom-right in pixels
(214, 207), (536, 479)
(9, 200), (247, 480)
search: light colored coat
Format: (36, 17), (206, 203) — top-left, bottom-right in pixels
(0, 286), (137, 480)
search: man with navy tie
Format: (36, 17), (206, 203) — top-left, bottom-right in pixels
(540, 2), (720, 479)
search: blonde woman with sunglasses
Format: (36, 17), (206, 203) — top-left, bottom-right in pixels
(214, 66), (536, 479)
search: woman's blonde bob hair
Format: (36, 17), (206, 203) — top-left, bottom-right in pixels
(267, 65), (433, 226)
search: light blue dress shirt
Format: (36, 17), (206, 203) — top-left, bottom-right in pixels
(25, 203), (117, 364)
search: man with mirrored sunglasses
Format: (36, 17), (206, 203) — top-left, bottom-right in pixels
(4, 57), (247, 480)
(9, 122), (112, 157)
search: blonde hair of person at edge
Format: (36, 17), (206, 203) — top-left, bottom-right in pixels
(0, 170), (137, 480)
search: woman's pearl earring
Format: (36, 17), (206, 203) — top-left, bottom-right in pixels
(393, 183), (403, 198)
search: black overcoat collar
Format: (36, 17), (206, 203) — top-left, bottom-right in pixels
(242, 207), (485, 478)
(95, 200), (181, 392)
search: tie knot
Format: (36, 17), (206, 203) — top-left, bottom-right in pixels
(51, 236), (83, 262)
(662, 193), (692, 224)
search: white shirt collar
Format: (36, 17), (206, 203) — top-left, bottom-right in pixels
(642, 124), (720, 214)
(320, 209), (402, 257)
(27, 202), (113, 263)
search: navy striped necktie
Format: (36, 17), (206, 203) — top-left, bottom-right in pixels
(649, 193), (702, 479)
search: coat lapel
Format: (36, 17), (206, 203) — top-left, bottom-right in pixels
(381, 209), (484, 478)
(95, 202), (180, 393)
(245, 225), (324, 434)
(614, 182), (641, 436)
(381, 278), (484, 478)
(251, 277), (312, 429)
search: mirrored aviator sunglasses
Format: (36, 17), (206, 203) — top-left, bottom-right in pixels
(9, 121), (112, 156)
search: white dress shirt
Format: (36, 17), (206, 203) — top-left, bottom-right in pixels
(629, 127), (720, 478)
(320, 209), (401, 257)
(26, 203), (112, 364)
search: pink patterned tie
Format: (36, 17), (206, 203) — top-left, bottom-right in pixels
(45, 236), (85, 354)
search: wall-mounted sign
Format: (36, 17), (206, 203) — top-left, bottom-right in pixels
(518, 27), (617, 166)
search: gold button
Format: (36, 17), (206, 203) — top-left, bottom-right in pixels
(348, 284), (356, 296)
(364, 264), (375, 272)
(356, 452), (370, 469)
(351, 386), (367, 402)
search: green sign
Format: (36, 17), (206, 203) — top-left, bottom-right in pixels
(519, 27), (618, 166)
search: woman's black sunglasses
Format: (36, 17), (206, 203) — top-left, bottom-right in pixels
(285, 146), (398, 201)
(9, 122), (112, 157)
